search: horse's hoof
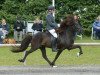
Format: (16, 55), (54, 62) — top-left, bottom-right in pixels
(50, 63), (55, 67)
(77, 52), (83, 57)
(77, 52), (80, 57)
(18, 59), (24, 62)
(53, 65), (57, 68)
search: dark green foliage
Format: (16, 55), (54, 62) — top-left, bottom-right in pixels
(56, 0), (100, 36)
(0, 0), (100, 36)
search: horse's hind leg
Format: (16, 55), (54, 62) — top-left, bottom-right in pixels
(40, 46), (51, 66)
(68, 45), (83, 56)
(18, 48), (34, 62)
(51, 50), (63, 67)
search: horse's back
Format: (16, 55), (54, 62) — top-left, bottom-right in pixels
(32, 31), (52, 48)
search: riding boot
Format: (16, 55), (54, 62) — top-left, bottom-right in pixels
(52, 37), (58, 52)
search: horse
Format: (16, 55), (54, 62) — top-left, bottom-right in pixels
(11, 15), (83, 67)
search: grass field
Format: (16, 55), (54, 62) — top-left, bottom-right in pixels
(0, 37), (100, 66)
(75, 36), (100, 43)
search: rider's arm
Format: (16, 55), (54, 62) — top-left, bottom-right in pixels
(46, 15), (58, 28)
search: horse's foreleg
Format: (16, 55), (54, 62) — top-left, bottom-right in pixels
(18, 48), (34, 62)
(68, 45), (83, 56)
(40, 46), (51, 66)
(51, 50), (63, 67)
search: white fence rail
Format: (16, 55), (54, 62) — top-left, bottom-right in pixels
(0, 43), (100, 47)
(0, 44), (20, 47)
(74, 43), (100, 46)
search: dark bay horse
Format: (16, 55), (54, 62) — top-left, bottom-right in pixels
(11, 15), (83, 67)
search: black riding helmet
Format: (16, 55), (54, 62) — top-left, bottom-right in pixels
(48, 5), (55, 10)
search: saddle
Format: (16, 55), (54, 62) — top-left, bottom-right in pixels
(45, 30), (59, 42)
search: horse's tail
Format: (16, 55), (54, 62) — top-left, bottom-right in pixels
(11, 34), (32, 53)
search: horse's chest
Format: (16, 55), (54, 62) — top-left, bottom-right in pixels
(58, 34), (73, 46)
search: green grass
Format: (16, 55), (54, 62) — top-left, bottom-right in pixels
(0, 37), (100, 66)
(0, 46), (100, 66)
(75, 36), (100, 43)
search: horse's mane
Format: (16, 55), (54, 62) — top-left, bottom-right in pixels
(57, 15), (75, 33)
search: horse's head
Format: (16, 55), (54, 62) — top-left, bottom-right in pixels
(65, 15), (75, 26)
(61, 15), (82, 33)
(60, 15), (75, 28)
(57, 14), (83, 37)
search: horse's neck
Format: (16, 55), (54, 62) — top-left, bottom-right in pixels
(58, 27), (75, 41)
(67, 27), (75, 38)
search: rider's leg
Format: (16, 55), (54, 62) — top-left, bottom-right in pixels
(52, 37), (58, 52)
(49, 29), (58, 52)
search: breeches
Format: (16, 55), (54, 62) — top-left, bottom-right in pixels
(49, 29), (57, 38)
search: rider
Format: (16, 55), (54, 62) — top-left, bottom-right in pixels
(46, 5), (58, 52)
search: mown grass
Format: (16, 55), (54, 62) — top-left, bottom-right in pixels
(75, 36), (100, 43)
(0, 46), (100, 66)
(0, 37), (100, 66)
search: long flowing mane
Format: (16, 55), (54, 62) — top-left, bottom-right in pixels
(55, 15), (76, 49)
(57, 15), (75, 33)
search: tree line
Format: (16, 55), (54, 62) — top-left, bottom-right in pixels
(0, 0), (100, 36)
